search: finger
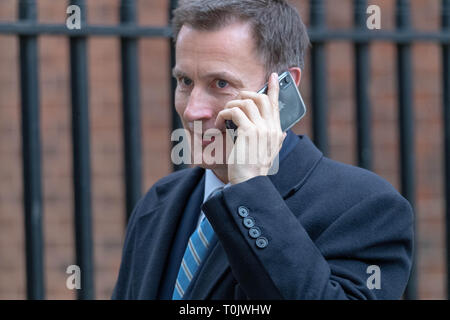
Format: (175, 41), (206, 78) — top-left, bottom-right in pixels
(237, 91), (271, 120)
(225, 99), (264, 126)
(267, 73), (280, 119)
(215, 107), (253, 131)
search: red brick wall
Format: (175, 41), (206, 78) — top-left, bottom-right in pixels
(0, 0), (446, 299)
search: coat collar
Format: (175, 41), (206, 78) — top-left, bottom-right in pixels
(152, 133), (322, 206)
(269, 134), (323, 199)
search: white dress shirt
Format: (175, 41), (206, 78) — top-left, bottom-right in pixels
(196, 169), (230, 229)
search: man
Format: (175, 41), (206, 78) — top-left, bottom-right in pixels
(112, 0), (413, 300)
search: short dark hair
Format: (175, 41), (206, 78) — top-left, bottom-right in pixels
(171, 0), (310, 76)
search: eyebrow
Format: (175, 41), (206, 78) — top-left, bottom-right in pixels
(172, 67), (185, 79)
(172, 68), (245, 88)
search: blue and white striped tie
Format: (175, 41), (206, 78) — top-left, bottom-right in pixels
(172, 187), (223, 299)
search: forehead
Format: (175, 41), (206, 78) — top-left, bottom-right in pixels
(175, 22), (263, 78)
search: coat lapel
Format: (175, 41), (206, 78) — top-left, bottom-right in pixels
(184, 237), (229, 299)
(134, 166), (205, 298)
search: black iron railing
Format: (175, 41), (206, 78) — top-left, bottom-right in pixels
(0, 0), (449, 300)
(1, 0), (174, 300)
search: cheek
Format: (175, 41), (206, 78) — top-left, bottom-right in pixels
(174, 91), (187, 115)
(211, 95), (234, 114)
(174, 89), (236, 120)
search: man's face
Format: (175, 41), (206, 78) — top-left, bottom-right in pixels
(173, 21), (267, 169)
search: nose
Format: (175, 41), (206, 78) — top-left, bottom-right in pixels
(183, 87), (215, 123)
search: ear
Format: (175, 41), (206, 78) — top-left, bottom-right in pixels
(288, 67), (302, 87)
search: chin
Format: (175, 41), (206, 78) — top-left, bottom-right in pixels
(198, 162), (226, 171)
(189, 143), (230, 170)
(192, 152), (226, 170)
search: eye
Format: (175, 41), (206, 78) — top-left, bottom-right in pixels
(179, 76), (193, 87)
(215, 79), (229, 89)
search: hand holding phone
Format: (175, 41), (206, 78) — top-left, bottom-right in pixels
(215, 72), (305, 184)
(225, 71), (306, 134)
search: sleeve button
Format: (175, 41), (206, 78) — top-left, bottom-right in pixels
(256, 237), (268, 249)
(237, 206), (249, 218)
(248, 227), (261, 239)
(243, 217), (255, 228)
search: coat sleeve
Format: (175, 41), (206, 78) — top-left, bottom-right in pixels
(201, 175), (413, 300)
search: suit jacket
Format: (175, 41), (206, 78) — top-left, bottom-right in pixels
(112, 135), (413, 300)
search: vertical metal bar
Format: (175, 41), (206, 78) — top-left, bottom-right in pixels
(310, 0), (329, 156)
(18, 0), (45, 300)
(354, 0), (372, 170)
(120, 0), (142, 224)
(442, 0), (450, 299)
(69, 0), (95, 300)
(396, 0), (417, 300)
(169, 0), (187, 171)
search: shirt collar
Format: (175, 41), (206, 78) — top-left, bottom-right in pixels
(203, 169), (227, 203)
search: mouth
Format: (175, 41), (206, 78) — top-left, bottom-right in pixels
(189, 129), (225, 147)
(202, 135), (215, 147)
